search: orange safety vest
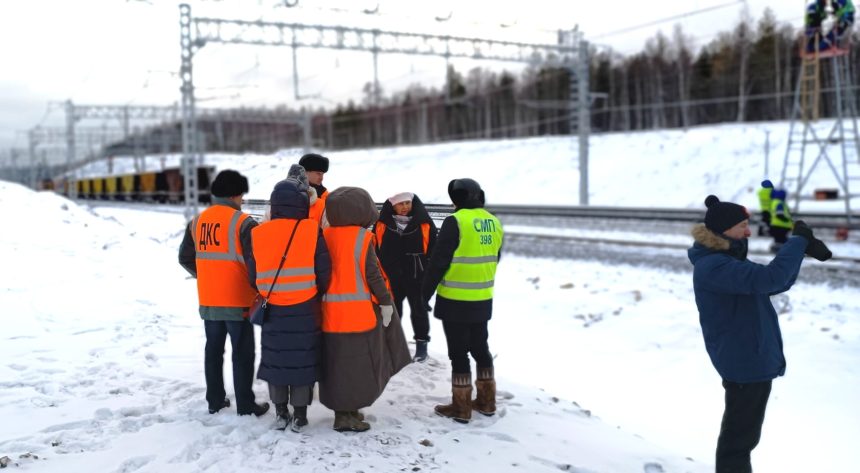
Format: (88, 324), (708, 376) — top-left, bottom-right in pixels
(251, 218), (319, 306)
(192, 205), (257, 308)
(321, 226), (382, 333)
(309, 190), (328, 225)
(374, 221), (432, 254)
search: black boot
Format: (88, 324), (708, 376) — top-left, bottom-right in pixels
(413, 340), (428, 363)
(239, 401), (270, 417)
(290, 406), (309, 433)
(274, 403), (291, 431)
(208, 398), (230, 415)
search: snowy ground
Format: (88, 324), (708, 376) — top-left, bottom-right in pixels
(0, 182), (708, 472)
(4, 121), (860, 472)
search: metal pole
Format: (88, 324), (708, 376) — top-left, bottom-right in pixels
(27, 130), (37, 190)
(65, 100), (78, 199)
(372, 31), (380, 106)
(833, 55), (850, 221)
(302, 112), (312, 153)
(764, 130), (770, 178)
(180, 3), (200, 219)
(292, 29), (301, 101)
(577, 36), (590, 206)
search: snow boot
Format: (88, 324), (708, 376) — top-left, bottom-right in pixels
(290, 406), (308, 433)
(274, 403), (291, 430)
(208, 398), (230, 415)
(350, 410), (365, 421)
(334, 410), (370, 432)
(239, 401), (270, 417)
(434, 373), (472, 423)
(473, 367), (496, 416)
(413, 340), (428, 363)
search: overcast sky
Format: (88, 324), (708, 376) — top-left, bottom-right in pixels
(0, 0), (799, 159)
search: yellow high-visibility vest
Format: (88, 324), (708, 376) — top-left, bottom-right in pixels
(437, 208), (503, 301)
(770, 199), (793, 229)
(757, 187), (772, 212)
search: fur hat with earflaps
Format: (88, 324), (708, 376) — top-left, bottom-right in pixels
(299, 153), (329, 173)
(210, 170), (249, 198)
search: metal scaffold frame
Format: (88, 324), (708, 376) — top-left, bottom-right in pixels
(178, 3), (592, 219)
(781, 47), (860, 225)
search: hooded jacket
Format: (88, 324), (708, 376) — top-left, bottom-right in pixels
(318, 186), (411, 410)
(245, 180), (332, 387)
(374, 194), (438, 286)
(687, 223), (807, 383)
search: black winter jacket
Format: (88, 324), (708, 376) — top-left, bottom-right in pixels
(421, 197), (501, 324)
(374, 195), (437, 288)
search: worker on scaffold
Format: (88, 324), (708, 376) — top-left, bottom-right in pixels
(805, 0), (855, 54)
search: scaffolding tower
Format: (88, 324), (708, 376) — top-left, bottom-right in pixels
(780, 21), (860, 225)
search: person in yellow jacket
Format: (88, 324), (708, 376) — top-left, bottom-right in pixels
(769, 188), (793, 253)
(757, 180), (774, 237)
(299, 153), (329, 225)
(178, 170), (270, 417)
(422, 178), (503, 423)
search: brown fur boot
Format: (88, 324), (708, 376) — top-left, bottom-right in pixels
(434, 373), (472, 423)
(473, 367), (496, 416)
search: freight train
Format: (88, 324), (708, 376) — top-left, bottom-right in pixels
(55, 165), (216, 203)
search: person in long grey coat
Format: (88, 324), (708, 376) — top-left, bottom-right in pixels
(318, 186), (412, 432)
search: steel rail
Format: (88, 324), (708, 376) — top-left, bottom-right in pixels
(242, 199), (860, 229)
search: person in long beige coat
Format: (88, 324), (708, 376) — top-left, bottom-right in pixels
(318, 186), (412, 432)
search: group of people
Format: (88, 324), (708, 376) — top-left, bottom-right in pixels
(177, 152), (839, 470)
(805, 0), (855, 54)
(178, 153), (503, 432)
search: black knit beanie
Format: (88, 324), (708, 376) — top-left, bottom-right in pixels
(299, 153), (329, 173)
(704, 195), (749, 234)
(210, 170), (249, 198)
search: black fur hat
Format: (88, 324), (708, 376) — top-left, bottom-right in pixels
(299, 153), (329, 173)
(210, 170), (249, 198)
(704, 195), (749, 234)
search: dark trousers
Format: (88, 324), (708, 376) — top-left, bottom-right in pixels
(204, 319), (257, 414)
(392, 281), (430, 341)
(757, 211), (771, 237)
(442, 320), (493, 375)
(716, 379), (773, 473)
(770, 227), (790, 244)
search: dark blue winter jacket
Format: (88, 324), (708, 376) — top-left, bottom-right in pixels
(246, 182), (331, 387)
(688, 224), (807, 383)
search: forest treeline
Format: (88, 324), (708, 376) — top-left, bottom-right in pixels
(119, 8), (860, 154)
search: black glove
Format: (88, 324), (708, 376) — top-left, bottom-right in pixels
(793, 220), (833, 262)
(792, 220), (814, 242)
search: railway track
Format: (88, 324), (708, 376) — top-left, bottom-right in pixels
(242, 199), (860, 229)
(86, 200), (860, 283)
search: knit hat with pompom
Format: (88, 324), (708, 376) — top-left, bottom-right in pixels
(704, 195), (749, 234)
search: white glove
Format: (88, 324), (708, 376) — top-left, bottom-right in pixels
(380, 305), (393, 327)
